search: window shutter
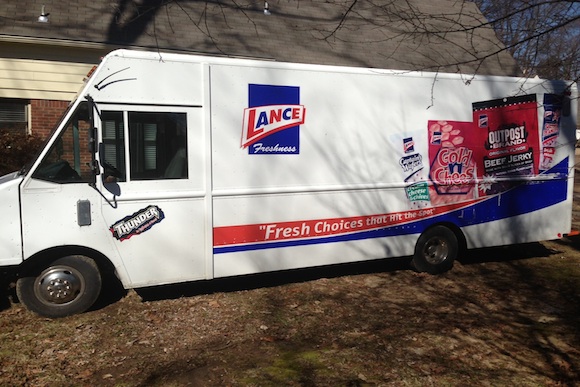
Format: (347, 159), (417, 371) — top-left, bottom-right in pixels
(0, 102), (27, 122)
(102, 119), (124, 168)
(143, 123), (157, 170)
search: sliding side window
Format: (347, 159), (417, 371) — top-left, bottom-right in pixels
(128, 112), (188, 180)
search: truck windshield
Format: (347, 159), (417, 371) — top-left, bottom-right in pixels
(31, 102), (92, 183)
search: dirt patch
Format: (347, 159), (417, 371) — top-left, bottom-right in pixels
(1, 171), (580, 385)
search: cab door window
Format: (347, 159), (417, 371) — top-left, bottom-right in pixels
(32, 102), (91, 183)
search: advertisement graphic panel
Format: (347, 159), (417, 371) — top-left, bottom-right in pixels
(472, 95), (540, 196)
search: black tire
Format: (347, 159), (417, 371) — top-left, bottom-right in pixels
(16, 255), (102, 318)
(411, 226), (458, 274)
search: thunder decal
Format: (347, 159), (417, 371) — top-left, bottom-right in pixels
(110, 205), (165, 241)
(241, 84), (305, 154)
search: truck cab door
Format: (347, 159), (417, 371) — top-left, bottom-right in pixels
(96, 106), (210, 287)
(19, 102), (108, 261)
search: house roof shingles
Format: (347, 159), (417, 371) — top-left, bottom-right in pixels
(0, 0), (520, 76)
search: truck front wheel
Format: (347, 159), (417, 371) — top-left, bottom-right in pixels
(412, 226), (458, 274)
(16, 255), (102, 318)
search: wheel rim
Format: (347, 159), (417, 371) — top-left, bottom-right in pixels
(34, 265), (85, 305)
(422, 236), (449, 265)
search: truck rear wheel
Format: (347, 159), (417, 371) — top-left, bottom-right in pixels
(16, 255), (102, 318)
(412, 226), (457, 274)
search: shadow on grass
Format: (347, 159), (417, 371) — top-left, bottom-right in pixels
(136, 256), (413, 302)
(136, 241), (554, 303)
(0, 270), (16, 313)
(0, 287), (13, 313)
(459, 241), (555, 266)
(90, 267), (128, 312)
(0, 239), (563, 313)
(555, 234), (580, 251)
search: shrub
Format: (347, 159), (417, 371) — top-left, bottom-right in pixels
(0, 131), (44, 176)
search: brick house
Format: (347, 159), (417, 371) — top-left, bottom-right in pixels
(0, 0), (521, 139)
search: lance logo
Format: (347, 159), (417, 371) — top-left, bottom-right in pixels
(430, 131), (442, 145)
(241, 84), (305, 154)
(110, 205), (165, 241)
(403, 137), (415, 154)
(242, 105), (305, 149)
(478, 114), (488, 128)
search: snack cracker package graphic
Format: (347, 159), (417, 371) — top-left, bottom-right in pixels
(427, 121), (477, 205)
(540, 94), (562, 172)
(400, 136), (432, 209)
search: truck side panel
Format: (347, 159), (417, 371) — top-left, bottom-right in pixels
(208, 63), (576, 277)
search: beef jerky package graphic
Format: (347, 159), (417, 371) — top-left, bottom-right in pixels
(472, 95), (540, 196)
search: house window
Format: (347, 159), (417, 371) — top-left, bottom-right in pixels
(0, 99), (28, 132)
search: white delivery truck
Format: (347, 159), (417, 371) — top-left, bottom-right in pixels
(0, 50), (577, 317)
